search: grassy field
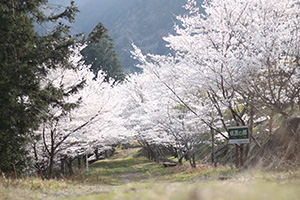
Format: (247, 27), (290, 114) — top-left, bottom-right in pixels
(1, 148), (300, 200)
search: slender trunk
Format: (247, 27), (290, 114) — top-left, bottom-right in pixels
(211, 128), (215, 165)
(188, 156), (193, 167)
(48, 129), (56, 179)
(177, 149), (184, 165)
(172, 147), (178, 158)
(157, 146), (165, 160)
(188, 157), (196, 168)
(269, 110), (274, 136)
(235, 145), (240, 169)
(178, 156), (183, 165)
(184, 152), (190, 161)
(191, 152), (196, 168)
(111, 148), (116, 157)
(147, 151), (151, 159)
(245, 105), (254, 164)
(186, 151), (195, 168)
(84, 154), (88, 168)
(143, 145), (151, 159)
(94, 149), (99, 160)
(33, 142), (42, 177)
(67, 158), (74, 176)
(48, 154), (54, 179)
(152, 148), (159, 162)
(77, 155), (81, 170)
(12, 164), (18, 179)
(61, 157), (66, 176)
(86, 154), (89, 172)
(240, 144), (244, 168)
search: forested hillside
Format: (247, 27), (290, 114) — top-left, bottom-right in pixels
(48, 0), (197, 73)
(106, 0), (189, 73)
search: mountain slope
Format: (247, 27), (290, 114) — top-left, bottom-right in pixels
(48, 0), (203, 73)
(107, 0), (187, 73)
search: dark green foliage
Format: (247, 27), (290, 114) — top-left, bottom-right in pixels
(81, 23), (125, 82)
(0, 0), (79, 174)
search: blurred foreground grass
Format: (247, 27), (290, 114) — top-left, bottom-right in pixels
(63, 181), (300, 200)
(1, 148), (300, 200)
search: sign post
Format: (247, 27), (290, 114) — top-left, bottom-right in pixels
(228, 126), (250, 169)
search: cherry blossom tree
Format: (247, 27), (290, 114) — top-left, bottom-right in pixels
(129, 0), (300, 167)
(29, 46), (129, 178)
(125, 45), (215, 167)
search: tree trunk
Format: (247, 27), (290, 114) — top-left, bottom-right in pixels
(178, 156), (184, 165)
(191, 152), (196, 168)
(48, 152), (55, 179)
(77, 155), (82, 170)
(84, 154), (88, 168)
(48, 129), (56, 179)
(94, 149), (99, 160)
(67, 158), (74, 176)
(211, 128), (215, 165)
(33, 142), (43, 177)
(152, 148), (159, 162)
(111, 148), (116, 156)
(240, 144), (244, 167)
(235, 145), (240, 169)
(245, 105), (254, 165)
(171, 147), (178, 158)
(61, 157), (66, 176)
(269, 110), (274, 136)
(186, 151), (196, 168)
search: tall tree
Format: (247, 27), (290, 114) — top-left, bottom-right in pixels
(0, 0), (79, 174)
(81, 23), (125, 82)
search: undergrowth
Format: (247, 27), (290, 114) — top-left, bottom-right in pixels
(0, 174), (70, 191)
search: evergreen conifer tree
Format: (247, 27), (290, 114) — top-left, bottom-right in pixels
(81, 23), (125, 82)
(0, 0), (79, 174)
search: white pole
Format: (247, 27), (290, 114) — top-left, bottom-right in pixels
(86, 153), (89, 172)
(230, 145), (233, 171)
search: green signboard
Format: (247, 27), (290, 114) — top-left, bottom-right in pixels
(228, 126), (250, 144)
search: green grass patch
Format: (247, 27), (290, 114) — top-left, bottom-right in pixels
(73, 155), (159, 185)
(72, 148), (239, 185)
(4, 148), (300, 200)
